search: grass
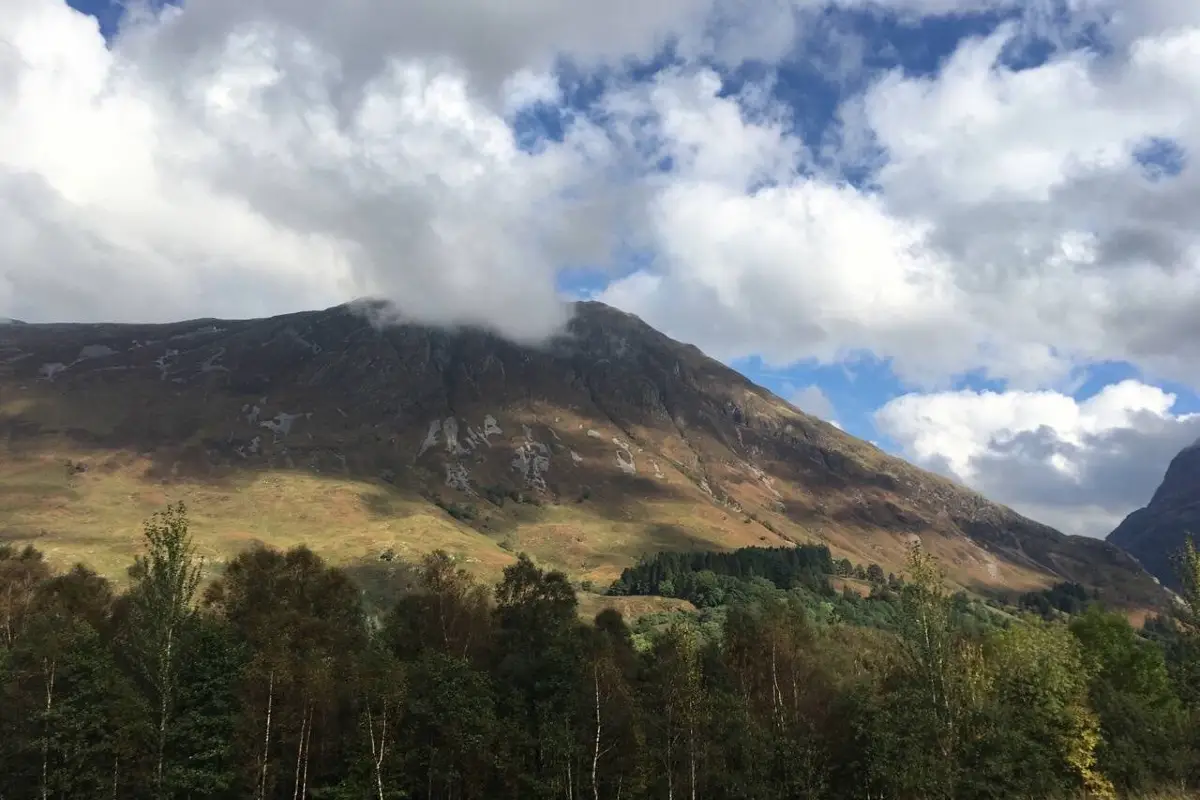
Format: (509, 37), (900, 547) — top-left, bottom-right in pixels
(0, 438), (1061, 607)
(0, 445), (799, 592)
(0, 448), (515, 587)
(0, 399), (1153, 621)
(575, 592), (696, 621)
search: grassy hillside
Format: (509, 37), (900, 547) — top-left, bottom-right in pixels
(0, 303), (1168, 612)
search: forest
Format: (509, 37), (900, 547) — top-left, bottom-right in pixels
(3, 502), (1200, 800)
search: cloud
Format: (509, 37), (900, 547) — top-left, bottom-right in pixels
(1, 0), (941, 340)
(786, 383), (838, 421)
(850, 20), (1200, 386)
(599, 10), (1200, 390)
(596, 68), (974, 385)
(2, 0), (658, 339)
(121, 0), (720, 102)
(875, 380), (1200, 536)
(7, 0), (1200, 400)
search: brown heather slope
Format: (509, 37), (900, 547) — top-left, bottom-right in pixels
(0, 301), (1167, 609)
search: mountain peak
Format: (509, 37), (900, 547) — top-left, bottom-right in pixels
(0, 304), (1166, 609)
(1108, 442), (1200, 588)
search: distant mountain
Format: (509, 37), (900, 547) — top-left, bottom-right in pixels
(0, 300), (1166, 609)
(1108, 441), (1200, 589)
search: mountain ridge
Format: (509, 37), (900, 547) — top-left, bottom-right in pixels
(1108, 441), (1200, 589)
(0, 300), (1166, 609)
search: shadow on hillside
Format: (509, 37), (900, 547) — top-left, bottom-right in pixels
(340, 558), (422, 614)
(1, 404), (713, 538)
(640, 522), (723, 555)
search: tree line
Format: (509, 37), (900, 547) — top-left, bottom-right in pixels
(608, 544), (1016, 635)
(3, 502), (1200, 799)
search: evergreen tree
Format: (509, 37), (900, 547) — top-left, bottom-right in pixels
(166, 614), (246, 798)
(492, 554), (583, 799)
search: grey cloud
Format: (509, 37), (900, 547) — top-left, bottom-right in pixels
(122, 0), (718, 103)
(1095, 226), (1187, 272)
(964, 414), (1200, 534)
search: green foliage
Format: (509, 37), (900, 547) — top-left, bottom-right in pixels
(1174, 535), (1200, 624)
(977, 621), (1112, 800)
(864, 544), (968, 800)
(166, 615), (246, 798)
(435, 497), (479, 521)
(1070, 607), (1188, 793)
(610, 541), (1002, 638)
(609, 544), (835, 600)
(1019, 581), (1095, 619)
(5, 509), (1200, 799)
(123, 501), (206, 799)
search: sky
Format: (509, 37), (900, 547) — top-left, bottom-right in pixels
(5, 0), (1200, 539)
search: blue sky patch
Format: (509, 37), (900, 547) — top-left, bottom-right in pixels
(67, 0), (123, 38)
(1134, 137), (1187, 181)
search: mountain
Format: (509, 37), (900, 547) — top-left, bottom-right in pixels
(0, 301), (1165, 609)
(1107, 441), (1200, 589)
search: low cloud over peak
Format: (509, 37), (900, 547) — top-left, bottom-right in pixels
(9, 0), (1200, 538)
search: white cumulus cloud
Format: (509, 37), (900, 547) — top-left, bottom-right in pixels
(875, 380), (1200, 536)
(592, 7), (1200, 390)
(0, 0), (661, 340)
(8, 0), (1200, 490)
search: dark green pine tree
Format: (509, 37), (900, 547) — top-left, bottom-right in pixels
(163, 614), (247, 799)
(491, 554), (584, 800)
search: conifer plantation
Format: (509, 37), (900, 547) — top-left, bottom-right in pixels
(3, 503), (1200, 800)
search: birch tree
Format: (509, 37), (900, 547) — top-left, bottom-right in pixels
(1174, 535), (1200, 626)
(125, 502), (204, 799)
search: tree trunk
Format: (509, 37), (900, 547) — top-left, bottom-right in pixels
(427, 742), (434, 800)
(592, 663), (602, 800)
(41, 657), (56, 800)
(259, 670), (275, 800)
(770, 639), (783, 728)
(293, 697), (309, 800)
(300, 706), (312, 800)
(666, 704), (674, 800)
(155, 623), (174, 798)
(688, 720), (696, 800)
(367, 700), (387, 800)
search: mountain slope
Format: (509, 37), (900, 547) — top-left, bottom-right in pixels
(1108, 441), (1200, 589)
(0, 301), (1165, 608)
